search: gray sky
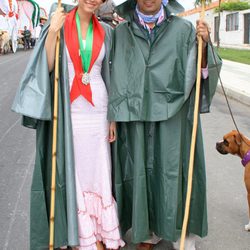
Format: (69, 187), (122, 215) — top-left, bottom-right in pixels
(179, 1), (195, 10)
(35, 0), (195, 14)
(35, 0), (74, 14)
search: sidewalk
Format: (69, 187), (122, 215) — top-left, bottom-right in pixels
(216, 59), (250, 106)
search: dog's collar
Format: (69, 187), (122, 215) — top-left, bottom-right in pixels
(241, 150), (250, 167)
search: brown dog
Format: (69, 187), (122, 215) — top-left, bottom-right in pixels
(216, 130), (250, 231)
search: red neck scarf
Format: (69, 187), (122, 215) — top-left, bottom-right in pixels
(64, 8), (105, 105)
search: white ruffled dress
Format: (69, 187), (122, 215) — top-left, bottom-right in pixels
(66, 44), (125, 250)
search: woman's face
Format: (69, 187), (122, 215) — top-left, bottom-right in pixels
(78, 0), (103, 14)
(137, 0), (162, 15)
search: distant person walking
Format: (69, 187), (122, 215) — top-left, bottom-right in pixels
(22, 26), (31, 49)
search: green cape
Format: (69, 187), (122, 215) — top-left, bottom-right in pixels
(12, 4), (113, 249)
(108, 4), (222, 243)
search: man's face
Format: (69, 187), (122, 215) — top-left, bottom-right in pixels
(137, 0), (162, 15)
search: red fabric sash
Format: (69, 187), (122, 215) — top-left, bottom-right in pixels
(64, 8), (105, 105)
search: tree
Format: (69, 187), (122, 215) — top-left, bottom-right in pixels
(194, 0), (222, 47)
(217, 0), (221, 48)
(194, 0), (212, 6)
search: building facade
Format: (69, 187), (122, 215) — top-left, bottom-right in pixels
(179, 0), (250, 47)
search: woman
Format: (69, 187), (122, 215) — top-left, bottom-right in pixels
(12, 1), (124, 249)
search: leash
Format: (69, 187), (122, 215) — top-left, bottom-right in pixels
(207, 31), (250, 147)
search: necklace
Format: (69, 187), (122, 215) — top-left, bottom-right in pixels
(76, 12), (93, 85)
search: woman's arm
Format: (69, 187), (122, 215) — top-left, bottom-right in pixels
(45, 7), (66, 72)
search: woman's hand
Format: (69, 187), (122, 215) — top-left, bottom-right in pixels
(45, 7), (66, 72)
(109, 122), (116, 143)
(49, 7), (67, 33)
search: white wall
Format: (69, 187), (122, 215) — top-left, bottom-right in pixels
(182, 8), (250, 46)
(219, 10), (250, 45)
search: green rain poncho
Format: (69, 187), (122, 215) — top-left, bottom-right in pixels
(108, 0), (222, 243)
(12, 4), (113, 249)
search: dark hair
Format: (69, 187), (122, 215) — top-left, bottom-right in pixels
(74, 0), (107, 3)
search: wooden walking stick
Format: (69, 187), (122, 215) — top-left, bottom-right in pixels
(49, 0), (62, 249)
(180, 1), (208, 249)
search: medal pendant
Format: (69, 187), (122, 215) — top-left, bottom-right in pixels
(81, 73), (90, 85)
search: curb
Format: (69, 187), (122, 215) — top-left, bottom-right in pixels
(216, 85), (250, 107)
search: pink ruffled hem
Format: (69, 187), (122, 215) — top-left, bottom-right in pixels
(76, 191), (125, 250)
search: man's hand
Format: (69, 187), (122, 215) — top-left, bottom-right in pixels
(196, 19), (210, 49)
(196, 19), (210, 67)
(109, 122), (116, 143)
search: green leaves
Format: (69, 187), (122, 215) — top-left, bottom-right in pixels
(216, 1), (250, 12)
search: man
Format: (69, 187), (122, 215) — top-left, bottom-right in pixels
(31, 17), (48, 48)
(35, 16), (48, 40)
(96, 0), (114, 21)
(22, 26), (31, 49)
(108, 0), (222, 249)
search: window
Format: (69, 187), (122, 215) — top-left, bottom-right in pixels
(226, 13), (239, 31)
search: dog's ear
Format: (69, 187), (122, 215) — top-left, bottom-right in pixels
(234, 133), (242, 146)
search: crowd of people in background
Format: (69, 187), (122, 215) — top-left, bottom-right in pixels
(0, 0), (121, 55)
(0, 16), (47, 54)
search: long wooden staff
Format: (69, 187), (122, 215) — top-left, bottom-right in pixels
(49, 0), (62, 249)
(179, 1), (206, 250)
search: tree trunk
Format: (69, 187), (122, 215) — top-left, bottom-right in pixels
(217, 0), (221, 48)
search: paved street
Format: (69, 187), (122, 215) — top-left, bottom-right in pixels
(0, 51), (35, 250)
(0, 51), (250, 250)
